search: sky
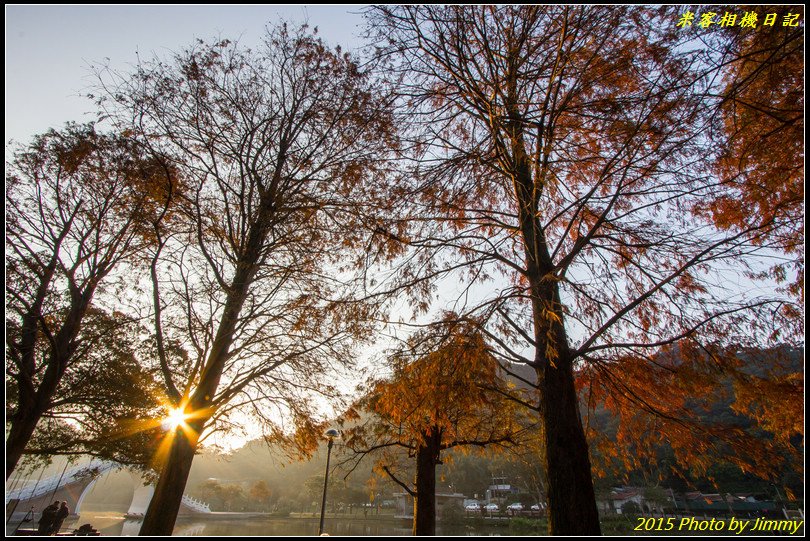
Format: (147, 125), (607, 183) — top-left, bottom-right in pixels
(5, 5), (366, 144)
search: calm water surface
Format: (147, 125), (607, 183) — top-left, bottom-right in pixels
(72, 512), (506, 536)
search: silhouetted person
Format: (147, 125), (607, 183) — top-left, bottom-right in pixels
(50, 501), (70, 534)
(38, 502), (59, 534)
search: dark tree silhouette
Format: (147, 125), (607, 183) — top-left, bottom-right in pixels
(5, 123), (173, 478)
(92, 23), (397, 535)
(13, 307), (167, 471)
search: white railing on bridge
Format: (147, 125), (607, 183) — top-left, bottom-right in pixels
(6, 460), (116, 504)
(182, 494), (212, 513)
(8, 461), (211, 515)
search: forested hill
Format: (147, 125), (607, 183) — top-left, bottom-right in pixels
(575, 344), (803, 494)
(178, 344), (801, 495)
(66, 344), (805, 511)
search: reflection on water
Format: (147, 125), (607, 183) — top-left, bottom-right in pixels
(120, 520), (206, 536)
(74, 512), (504, 536)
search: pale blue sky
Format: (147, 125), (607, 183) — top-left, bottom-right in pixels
(5, 5), (366, 144)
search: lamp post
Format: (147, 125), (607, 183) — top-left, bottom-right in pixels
(318, 428), (340, 535)
(772, 483), (786, 517)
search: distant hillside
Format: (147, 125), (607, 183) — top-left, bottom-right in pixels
(185, 344), (803, 498)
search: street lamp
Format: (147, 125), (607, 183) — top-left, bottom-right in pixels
(772, 483), (785, 516)
(318, 428), (340, 535)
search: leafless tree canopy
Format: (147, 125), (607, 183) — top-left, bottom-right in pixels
(94, 24), (398, 439)
(91, 23), (399, 534)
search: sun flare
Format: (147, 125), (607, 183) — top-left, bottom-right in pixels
(162, 407), (188, 431)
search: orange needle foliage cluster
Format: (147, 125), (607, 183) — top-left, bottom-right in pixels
(709, 8), (804, 301)
(579, 343), (802, 485)
(344, 316), (529, 535)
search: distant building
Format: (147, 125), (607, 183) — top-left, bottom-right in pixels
(676, 491), (778, 517)
(609, 487), (645, 514)
(485, 477), (519, 504)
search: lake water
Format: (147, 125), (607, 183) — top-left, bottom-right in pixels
(69, 512), (508, 536)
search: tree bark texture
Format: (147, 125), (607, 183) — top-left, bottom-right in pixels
(540, 354), (601, 534)
(413, 428), (441, 536)
(138, 421), (201, 536)
(506, 70), (602, 534)
(5, 410), (41, 479)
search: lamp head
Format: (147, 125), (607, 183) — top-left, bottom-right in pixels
(324, 428), (340, 440)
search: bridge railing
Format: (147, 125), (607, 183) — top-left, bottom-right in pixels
(181, 494), (212, 513)
(6, 460), (115, 504)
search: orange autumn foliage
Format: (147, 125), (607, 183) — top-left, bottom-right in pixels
(709, 8), (804, 300)
(344, 316), (529, 536)
(367, 6), (800, 534)
(579, 343), (802, 483)
(731, 370), (804, 447)
(356, 317), (525, 454)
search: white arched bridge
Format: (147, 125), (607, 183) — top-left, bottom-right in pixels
(5, 460), (210, 526)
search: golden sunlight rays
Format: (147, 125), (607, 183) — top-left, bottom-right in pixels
(148, 401), (213, 469)
(156, 400), (212, 440)
(161, 407), (189, 431)
(94, 396), (213, 470)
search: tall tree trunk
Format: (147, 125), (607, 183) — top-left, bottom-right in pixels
(138, 420), (201, 536)
(522, 274), (601, 534)
(138, 199), (269, 535)
(6, 290), (92, 479)
(5, 409), (41, 479)
(523, 276), (601, 534)
(526, 255), (601, 535)
(7, 364), (72, 478)
(6, 247), (72, 479)
(413, 428), (440, 536)
(504, 62), (601, 533)
(541, 353), (601, 534)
